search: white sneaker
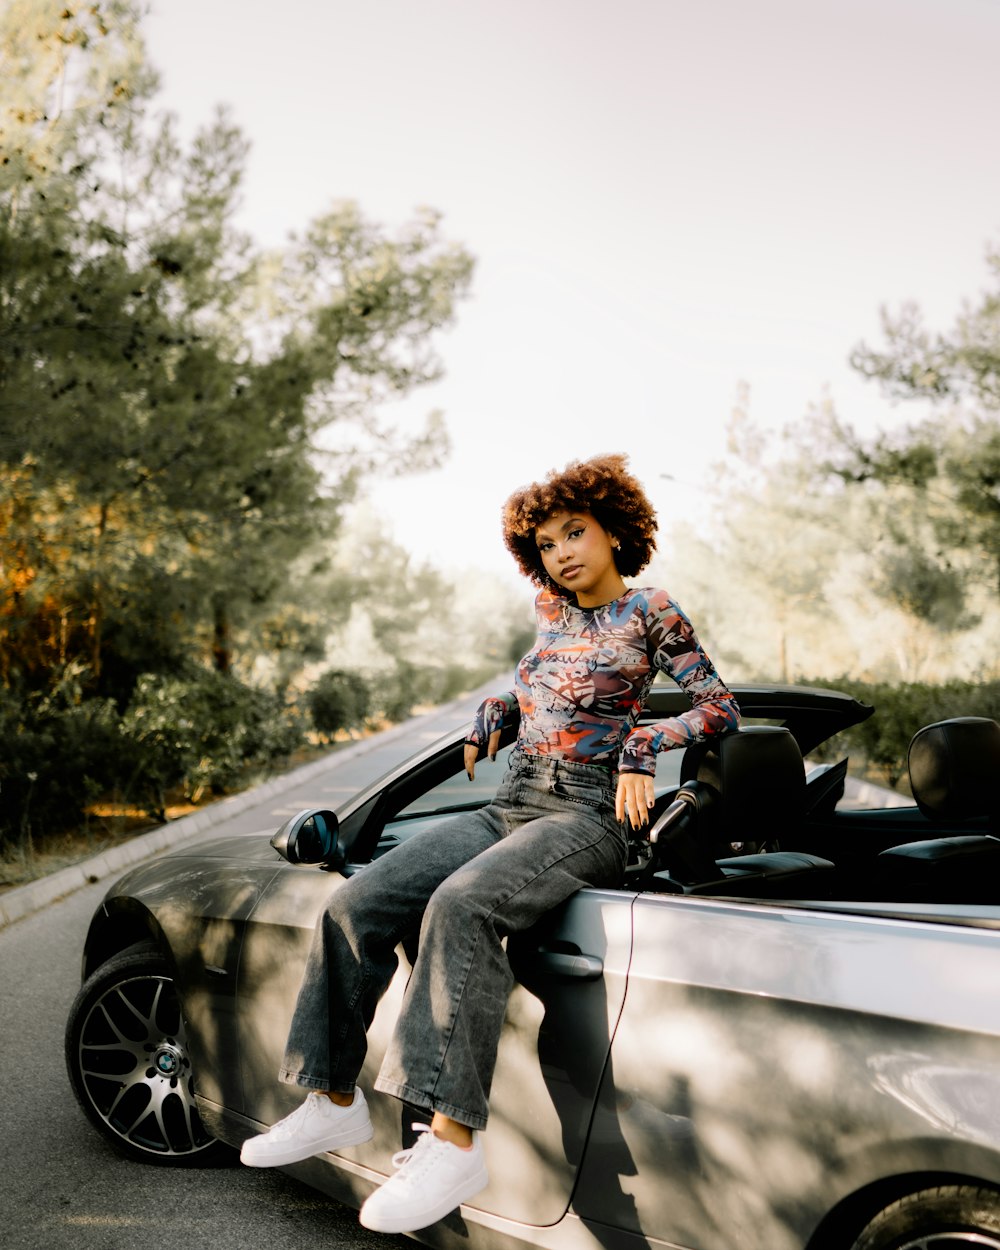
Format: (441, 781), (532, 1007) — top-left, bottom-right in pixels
(359, 1124), (489, 1233)
(240, 1089), (373, 1167)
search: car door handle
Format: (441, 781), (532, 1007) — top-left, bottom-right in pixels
(534, 947), (604, 980)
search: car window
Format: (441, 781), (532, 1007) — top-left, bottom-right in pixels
(804, 729), (916, 813)
(834, 777), (916, 812)
(393, 743), (518, 818)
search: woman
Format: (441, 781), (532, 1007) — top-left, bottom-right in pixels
(240, 454), (739, 1233)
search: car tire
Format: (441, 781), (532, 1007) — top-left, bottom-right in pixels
(850, 1185), (1000, 1249)
(65, 941), (229, 1166)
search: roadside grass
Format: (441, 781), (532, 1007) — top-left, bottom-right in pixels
(0, 739), (342, 894)
(0, 802), (197, 892)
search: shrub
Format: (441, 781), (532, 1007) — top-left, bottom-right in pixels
(307, 669), (372, 739)
(121, 669), (306, 818)
(0, 668), (305, 851)
(0, 695), (126, 853)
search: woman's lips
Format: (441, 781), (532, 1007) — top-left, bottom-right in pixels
(560, 565), (582, 580)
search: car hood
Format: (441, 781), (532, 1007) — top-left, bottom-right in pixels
(162, 830), (280, 864)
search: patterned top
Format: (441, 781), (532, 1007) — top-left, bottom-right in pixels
(467, 587), (739, 775)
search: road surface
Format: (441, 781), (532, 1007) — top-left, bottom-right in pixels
(0, 688), (493, 1250)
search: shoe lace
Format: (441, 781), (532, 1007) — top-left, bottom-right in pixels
(269, 1092), (325, 1141)
(388, 1124), (452, 1185)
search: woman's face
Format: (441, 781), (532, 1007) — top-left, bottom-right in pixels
(534, 510), (626, 607)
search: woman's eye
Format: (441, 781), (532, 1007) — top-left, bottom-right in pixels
(569, 528), (584, 540)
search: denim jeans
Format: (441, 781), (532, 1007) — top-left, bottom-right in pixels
(279, 749), (628, 1129)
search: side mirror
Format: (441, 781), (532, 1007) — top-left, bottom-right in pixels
(271, 808), (343, 867)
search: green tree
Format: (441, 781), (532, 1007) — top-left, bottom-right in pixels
(839, 242), (1000, 597)
(277, 504), (534, 724)
(654, 389), (998, 684)
(0, 2), (479, 852)
(0, 1), (474, 704)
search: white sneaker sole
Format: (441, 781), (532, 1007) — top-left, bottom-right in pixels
(358, 1163), (489, 1233)
(241, 1120), (373, 1168)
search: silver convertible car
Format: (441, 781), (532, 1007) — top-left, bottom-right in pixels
(66, 685), (1000, 1250)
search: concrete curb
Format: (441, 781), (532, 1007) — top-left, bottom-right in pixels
(0, 711), (425, 932)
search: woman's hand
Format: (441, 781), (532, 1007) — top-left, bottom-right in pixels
(464, 729), (501, 780)
(616, 771), (656, 831)
(465, 697), (509, 780)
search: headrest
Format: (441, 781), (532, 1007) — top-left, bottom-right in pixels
(681, 726), (805, 824)
(907, 717), (1000, 823)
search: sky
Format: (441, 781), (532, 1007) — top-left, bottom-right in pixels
(143, 0), (1000, 582)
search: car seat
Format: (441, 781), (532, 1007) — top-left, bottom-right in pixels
(876, 716), (1000, 902)
(646, 725), (836, 898)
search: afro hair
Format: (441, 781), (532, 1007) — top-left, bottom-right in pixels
(502, 453), (658, 589)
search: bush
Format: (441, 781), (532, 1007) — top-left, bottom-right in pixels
(307, 669), (372, 739)
(0, 668), (305, 852)
(121, 669), (306, 818)
(0, 695), (126, 853)
(804, 677), (1000, 788)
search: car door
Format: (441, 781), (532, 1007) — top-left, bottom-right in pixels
(236, 744), (634, 1227)
(571, 892), (1000, 1250)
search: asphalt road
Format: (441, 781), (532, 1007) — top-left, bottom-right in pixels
(0, 688), (493, 1250)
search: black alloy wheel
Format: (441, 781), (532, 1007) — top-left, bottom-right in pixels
(850, 1185), (1000, 1250)
(65, 942), (227, 1165)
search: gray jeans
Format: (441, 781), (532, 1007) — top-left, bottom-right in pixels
(279, 749), (629, 1129)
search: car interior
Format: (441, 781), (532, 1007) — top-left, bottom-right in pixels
(635, 715), (1000, 909)
(336, 687), (999, 916)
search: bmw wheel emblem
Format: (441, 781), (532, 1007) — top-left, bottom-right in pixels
(155, 1049), (179, 1076)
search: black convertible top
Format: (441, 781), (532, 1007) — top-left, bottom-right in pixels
(643, 683), (873, 755)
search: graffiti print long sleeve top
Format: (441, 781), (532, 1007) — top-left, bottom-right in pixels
(466, 587), (740, 776)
